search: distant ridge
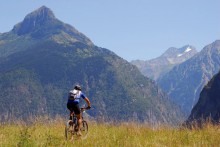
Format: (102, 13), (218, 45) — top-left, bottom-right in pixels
(158, 40), (220, 117)
(131, 45), (197, 80)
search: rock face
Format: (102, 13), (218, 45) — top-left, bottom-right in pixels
(0, 6), (184, 124)
(12, 6), (93, 44)
(187, 71), (220, 124)
(131, 45), (197, 80)
(158, 40), (220, 116)
(12, 6), (56, 35)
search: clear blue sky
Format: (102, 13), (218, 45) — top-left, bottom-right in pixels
(1, 0), (220, 61)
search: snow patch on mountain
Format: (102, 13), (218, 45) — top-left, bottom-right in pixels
(185, 47), (192, 53)
(177, 54), (183, 57)
(177, 47), (193, 57)
(131, 45), (198, 80)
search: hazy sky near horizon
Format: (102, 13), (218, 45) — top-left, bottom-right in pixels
(1, 0), (220, 61)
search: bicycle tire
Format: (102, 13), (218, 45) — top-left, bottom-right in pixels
(80, 120), (88, 139)
(65, 120), (73, 141)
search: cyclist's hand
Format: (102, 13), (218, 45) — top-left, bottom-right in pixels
(86, 106), (91, 110)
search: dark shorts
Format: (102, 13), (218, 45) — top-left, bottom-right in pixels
(67, 102), (80, 115)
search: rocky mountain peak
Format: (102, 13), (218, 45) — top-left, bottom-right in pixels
(200, 40), (220, 55)
(12, 6), (57, 35)
(131, 45), (197, 80)
(24, 6), (55, 22)
(161, 45), (197, 64)
(161, 45), (197, 59)
(9, 6), (94, 46)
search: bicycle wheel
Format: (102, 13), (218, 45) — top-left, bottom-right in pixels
(65, 120), (74, 140)
(80, 120), (88, 139)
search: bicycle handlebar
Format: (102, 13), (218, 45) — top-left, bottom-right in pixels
(80, 106), (91, 111)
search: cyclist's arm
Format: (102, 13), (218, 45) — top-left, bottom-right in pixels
(84, 97), (91, 108)
(81, 93), (91, 109)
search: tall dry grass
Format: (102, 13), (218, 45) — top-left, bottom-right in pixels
(0, 117), (220, 146)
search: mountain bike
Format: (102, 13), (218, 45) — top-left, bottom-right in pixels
(65, 108), (89, 140)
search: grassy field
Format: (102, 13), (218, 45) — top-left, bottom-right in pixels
(0, 118), (220, 147)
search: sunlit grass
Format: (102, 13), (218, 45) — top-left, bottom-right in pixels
(0, 118), (220, 146)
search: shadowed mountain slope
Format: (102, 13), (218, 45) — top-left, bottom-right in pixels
(187, 71), (220, 124)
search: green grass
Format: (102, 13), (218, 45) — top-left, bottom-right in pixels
(0, 118), (220, 147)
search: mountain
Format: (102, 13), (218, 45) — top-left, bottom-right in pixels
(131, 45), (197, 80)
(187, 71), (220, 124)
(0, 6), (183, 124)
(158, 40), (220, 117)
(0, 6), (93, 58)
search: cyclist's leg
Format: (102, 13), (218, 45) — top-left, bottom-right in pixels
(69, 111), (75, 120)
(67, 102), (74, 120)
(75, 113), (82, 136)
(72, 104), (82, 134)
(76, 113), (82, 129)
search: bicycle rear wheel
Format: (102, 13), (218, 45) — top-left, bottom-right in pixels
(65, 120), (74, 140)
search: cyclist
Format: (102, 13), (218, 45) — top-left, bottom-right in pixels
(67, 85), (91, 135)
